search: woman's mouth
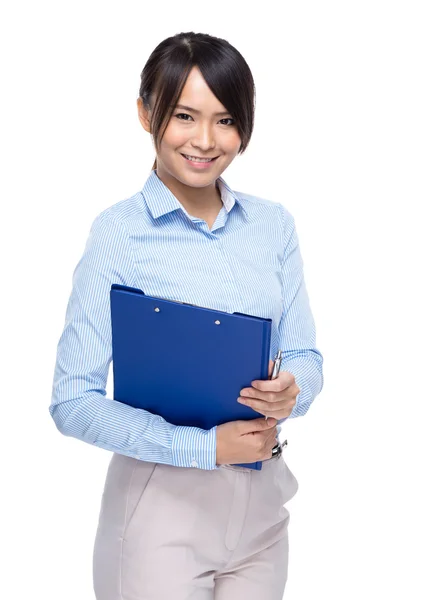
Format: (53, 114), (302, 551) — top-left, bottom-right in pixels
(181, 153), (219, 169)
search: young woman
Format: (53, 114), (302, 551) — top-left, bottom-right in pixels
(50, 31), (324, 600)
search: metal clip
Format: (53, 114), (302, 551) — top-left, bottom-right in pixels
(271, 438), (288, 458)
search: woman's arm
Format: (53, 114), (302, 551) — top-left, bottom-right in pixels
(49, 211), (217, 469)
(276, 204), (324, 422)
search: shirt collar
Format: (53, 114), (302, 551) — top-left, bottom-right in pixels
(141, 168), (250, 223)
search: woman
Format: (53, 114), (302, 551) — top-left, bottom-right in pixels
(49, 31), (324, 600)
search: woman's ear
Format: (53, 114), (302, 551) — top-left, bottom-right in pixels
(137, 97), (152, 134)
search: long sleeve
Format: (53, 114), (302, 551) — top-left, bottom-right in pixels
(49, 211), (217, 469)
(277, 204), (324, 422)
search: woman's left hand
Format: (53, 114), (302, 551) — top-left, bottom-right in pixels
(237, 359), (300, 420)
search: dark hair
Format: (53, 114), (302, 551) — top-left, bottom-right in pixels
(138, 32), (256, 171)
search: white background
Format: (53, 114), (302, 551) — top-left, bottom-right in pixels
(1, 1), (431, 598)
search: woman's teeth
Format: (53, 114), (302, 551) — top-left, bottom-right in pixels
(183, 154), (214, 163)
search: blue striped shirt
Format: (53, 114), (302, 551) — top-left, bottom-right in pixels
(49, 168), (323, 470)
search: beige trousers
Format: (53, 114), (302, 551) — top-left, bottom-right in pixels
(93, 451), (299, 599)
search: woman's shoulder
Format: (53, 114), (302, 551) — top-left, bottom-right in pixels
(234, 188), (278, 207)
(91, 190), (146, 229)
(233, 189), (295, 222)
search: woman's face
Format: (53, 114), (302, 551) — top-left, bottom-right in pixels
(138, 66), (242, 188)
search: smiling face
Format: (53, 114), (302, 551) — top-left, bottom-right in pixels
(137, 65), (242, 190)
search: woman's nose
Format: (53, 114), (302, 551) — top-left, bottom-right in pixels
(191, 123), (216, 150)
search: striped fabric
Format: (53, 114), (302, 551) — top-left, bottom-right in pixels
(49, 169), (323, 470)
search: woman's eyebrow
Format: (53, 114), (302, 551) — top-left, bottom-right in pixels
(172, 103), (231, 116)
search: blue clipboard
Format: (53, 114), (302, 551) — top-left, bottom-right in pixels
(110, 284), (273, 470)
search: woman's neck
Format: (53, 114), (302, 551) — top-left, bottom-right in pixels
(155, 168), (222, 214)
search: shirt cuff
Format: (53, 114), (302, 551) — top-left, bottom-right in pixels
(171, 425), (218, 470)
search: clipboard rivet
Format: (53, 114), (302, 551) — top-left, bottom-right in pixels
(215, 320), (221, 325)
(154, 307), (160, 312)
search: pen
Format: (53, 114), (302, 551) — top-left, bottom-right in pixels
(266, 349), (282, 422)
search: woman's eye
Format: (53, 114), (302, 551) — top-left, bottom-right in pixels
(175, 113), (193, 121)
(220, 118), (235, 126)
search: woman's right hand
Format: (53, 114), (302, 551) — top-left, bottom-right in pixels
(215, 417), (278, 466)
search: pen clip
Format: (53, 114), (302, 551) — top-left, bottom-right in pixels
(270, 349), (282, 380)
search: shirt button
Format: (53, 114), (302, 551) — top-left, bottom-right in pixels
(191, 460), (198, 468)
